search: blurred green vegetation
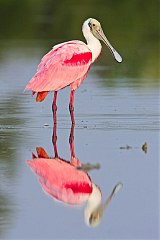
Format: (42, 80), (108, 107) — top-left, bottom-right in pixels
(0, 0), (159, 79)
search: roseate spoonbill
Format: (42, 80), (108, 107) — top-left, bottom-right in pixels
(26, 125), (122, 226)
(25, 18), (122, 124)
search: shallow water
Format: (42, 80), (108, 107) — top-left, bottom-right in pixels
(0, 45), (159, 239)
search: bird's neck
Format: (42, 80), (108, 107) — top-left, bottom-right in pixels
(83, 29), (102, 63)
(84, 183), (102, 225)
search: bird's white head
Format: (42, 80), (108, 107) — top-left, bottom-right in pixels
(84, 183), (102, 227)
(83, 18), (122, 63)
(84, 182), (123, 227)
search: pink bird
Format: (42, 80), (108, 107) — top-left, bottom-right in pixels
(25, 18), (122, 124)
(26, 124), (123, 227)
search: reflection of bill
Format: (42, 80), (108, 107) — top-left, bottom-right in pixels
(26, 124), (122, 227)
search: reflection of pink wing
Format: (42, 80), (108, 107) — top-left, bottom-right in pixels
(27, 158), (92, 205)
(25, 41), (92, 92)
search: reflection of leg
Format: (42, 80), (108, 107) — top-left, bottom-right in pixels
(69, 124), (81, 167)
(69, 90), (75, 124)
(69, 124), (75, 158)
(52, 91), (57, 124)
(52, 123), (58, 158)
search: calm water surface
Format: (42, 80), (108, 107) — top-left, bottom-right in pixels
(0, 45), (159, 239)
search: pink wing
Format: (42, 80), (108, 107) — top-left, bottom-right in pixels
(25, 41), (92, 92)
(27, 158), (92, 205)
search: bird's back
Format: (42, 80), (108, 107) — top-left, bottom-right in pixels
(25, 41), (92, 94)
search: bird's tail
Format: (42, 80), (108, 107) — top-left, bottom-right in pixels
(35, 91), (49, 102)
(31, 90), (49, 102)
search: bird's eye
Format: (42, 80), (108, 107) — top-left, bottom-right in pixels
(93, 24), (95, 27)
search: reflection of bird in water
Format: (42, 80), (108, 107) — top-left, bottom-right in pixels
(27, 124), (122, 227)
(25, 18), (122, 124)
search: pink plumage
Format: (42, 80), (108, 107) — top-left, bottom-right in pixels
(27, 157), (93, 205)
(25, 41), (92, 93)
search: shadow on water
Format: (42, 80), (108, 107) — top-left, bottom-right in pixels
(26, 124), (123, 227)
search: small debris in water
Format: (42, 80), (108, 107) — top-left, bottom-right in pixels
(77, 163), (100, 172)
(120, 145), (132, 150)
(43, 123), (49, 127)
(142, 142), (147, 154)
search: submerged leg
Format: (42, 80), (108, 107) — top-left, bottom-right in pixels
(52, 91), (58, 124)
(69, 90), (75, 124)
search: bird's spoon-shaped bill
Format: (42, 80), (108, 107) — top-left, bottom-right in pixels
(96, 29), (122, 63)
(89, 182), (123, 227)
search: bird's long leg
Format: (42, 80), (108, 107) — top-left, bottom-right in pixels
(52, 123), (58, 158)
(69, 123), (75, 158)
(52, 91), (58, 124)
(69, 90), (75, 124)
